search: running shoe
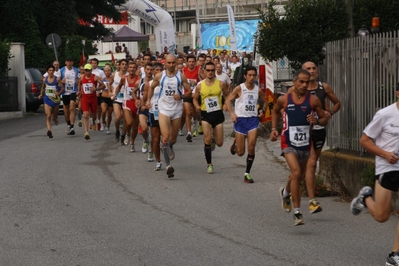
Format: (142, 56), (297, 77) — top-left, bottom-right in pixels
(211, 137), (216, 151)
(192, 130), (198, 137)
(178, 129), (183, 136)
(47, 130), (53, 139)
(207, 164), (214, 174)
(120, 134), (125, 145)
(279, 187), (292, 213)
(386, 252), (399, 266)
(115, 131), (120, 142)
(169, 147), (175, 160)
(66, 125), (71, 135)
(309, 199), (322, 214)
(78, 120), (82, 127)
(142, 141), (149, 153)
(244, 173), (254, 183)
(130, 144), (135, 152)
(124, 135), (129, 145)
(350, 186), (373, 215)
(84, 132), (90, 140)
(106, 127), (111, 135)
(92, 120), (97, 131)
(186, 133), (193, 142)
(230, 139), (237, 155)
(154, 161), (162, 171)
(100, 123), (105, 132)
(294, 211), (304, 226)
(97, 122), (101, 131)
(148, 151), (154, 162)
(198, 124), (203, 135)
(69, 128), (75, 135)
(166, 165), (175, 178)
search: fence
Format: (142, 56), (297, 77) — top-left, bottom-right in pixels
(325, 30), (399, 153)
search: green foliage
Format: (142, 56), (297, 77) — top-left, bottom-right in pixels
(360, 164), (375, 188)
(0, 0), (126, 68)
(0, 40), (11, 78)
(256, 0), (350, 69)
(353, 0), (399, 32)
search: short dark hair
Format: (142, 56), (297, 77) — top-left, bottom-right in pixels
(293, 69), (311, 80)
(204, 62), (215, 69)
(244, 66), (257, 75)
(186, 54), (196, 61)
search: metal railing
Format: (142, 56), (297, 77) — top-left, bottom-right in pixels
(325, 30), (399, 152)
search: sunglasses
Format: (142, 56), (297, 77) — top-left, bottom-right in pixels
(205, 69), (215, 72)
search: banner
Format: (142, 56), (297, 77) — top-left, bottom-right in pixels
(201, 19), (258, 51)
(119, 0), (176, 54)
(196, 2), (202, 49)
(226, 5), (237, 51)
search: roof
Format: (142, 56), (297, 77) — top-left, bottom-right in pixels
(103, 26), (149, 42)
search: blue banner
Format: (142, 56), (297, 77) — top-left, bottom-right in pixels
(201, 19), (259, 51)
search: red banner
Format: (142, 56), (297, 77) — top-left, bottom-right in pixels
(79, 12), (129, 26)
(94, 12), (128, 25)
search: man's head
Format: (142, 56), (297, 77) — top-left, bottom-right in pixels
(197, 54), (205, 66)
(128, 62), (138, 75)
(216, 63), (223, 75)
(212, 57), (220, 65)
(231, 55), (238, 63)
(212, 49), (217, 56)
(53, 61), (60, 70)
(244, 66), (257, 84)
(302, 61), (318, 81)
(293, 69), (311, 95)
(186, 55), (196, 70)
(90, 58), (99, 70)
(145, 63), (153, 77)
(84, 63), (92, 77)
(65, 57), (73, 68)
(153, 63), (163, 74)
(205, 56), (212, 64)
(204, 62), (216, 79)
(119, 59), (129, 72)
(165, 54), (177, 72)
(142, 54), (151, 66)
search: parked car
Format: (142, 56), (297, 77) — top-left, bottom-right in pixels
(25, 68), (43, 111)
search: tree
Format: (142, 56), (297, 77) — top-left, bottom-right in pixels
(256, 0), (350, 69)
(352, 0), (399, 32)
(0, 0), (126, 69)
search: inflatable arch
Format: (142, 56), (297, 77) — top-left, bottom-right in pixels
(117, 0), (176, 54)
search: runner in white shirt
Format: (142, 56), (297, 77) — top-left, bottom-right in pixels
(215, 63), (231, 93)
(90, 58), (106, 131)
(351, 87), (399, 265)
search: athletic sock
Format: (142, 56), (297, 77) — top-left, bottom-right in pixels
(245, 154), (255, 173)
(204, 144), (212, 164)
(162, 142), (170, 166)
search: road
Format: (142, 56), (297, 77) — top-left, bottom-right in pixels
(0, 111), (396, 266)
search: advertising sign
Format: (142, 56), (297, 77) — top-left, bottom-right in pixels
(201, 19), (259, 51)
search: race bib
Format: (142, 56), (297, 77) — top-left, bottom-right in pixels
(83, 83), (94, 94)
(126, 86), (134, 100)
(205, 96), (220, 113)
(289, 125), (310, 147)
(45, 85), (56, 97)
(187, 79), (197, 93)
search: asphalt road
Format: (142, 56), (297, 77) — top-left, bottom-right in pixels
(0, 111), (397, 266)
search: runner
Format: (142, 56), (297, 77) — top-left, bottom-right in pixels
(110, 59), (128, 143)
(38, 65), (64, 138)
(226, 66), (266, 183)
(133, 63), (153, 157)
(78, 63), (105, 140)
(90, 58), (106, 131)
(114, 62), (139, 150)
(270, 69), (327, 226)
(182, 54), (201, 142)
(350, 86), (399, 266)
(145, 63), (164, 170)
(146, 54), (192, 178)
(100, 65), (114, 135)
(193, 62), (228, 174)
(60, 57), (79, 135)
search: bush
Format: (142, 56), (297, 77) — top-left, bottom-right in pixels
(0, 40), (11, 78)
